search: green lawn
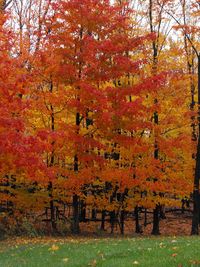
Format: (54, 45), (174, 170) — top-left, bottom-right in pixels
(0, 237), (200, 267)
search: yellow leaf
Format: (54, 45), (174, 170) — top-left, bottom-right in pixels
(88, 259), (97, 267)
(48, 244), (59, 251)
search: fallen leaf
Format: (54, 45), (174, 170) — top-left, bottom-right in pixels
(62, 258), (69, 263)
(48, 244), (59, 251)
(189, 260), (200, 264)
(172, 253), (178, 257)
(159, 242), (164, 248)
(88, 259), (97, 267)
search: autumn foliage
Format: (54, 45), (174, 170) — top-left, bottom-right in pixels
(0, 0), (198, 236)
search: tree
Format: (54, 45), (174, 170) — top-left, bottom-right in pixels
(158, 0), (200, 235)
(0, 10), (49, 232)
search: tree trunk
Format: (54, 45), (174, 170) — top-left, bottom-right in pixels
(80, 200), (86, 222)
(48, 181), (57, 233)
(151, 204), (160, 235)
(160, 204), (166, 219)
(152, 107), (160, 234)
(50, 199), (57, 233)
(92, 209), (96, 220)
(71, 194), (80, 234)
(48, 89), (57, 234)
(71, 112), (80, 234)
(149, 0), (161, 235)
(71, 25), (83, 234)
(144, 208), (147, 227)
(191, 55), (200, 235)
(134, 206), (142, 233)
(110, 211), (115, 234)
(101, 210), (106, 231)
(120, 210), (125, 235)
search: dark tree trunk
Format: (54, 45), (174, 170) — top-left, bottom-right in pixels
(80, 200), (86, 222)
(48, 181), (57, 233)
(134, 206), (142, 233)
(92, 209), (96, 220)
(120, 210), (125, 235)
(152, 107), (160, 234)
(71, 112), (81, 234)
(144, 208), (147, 227)
(71, 153), (80, 234)
(181, 199), (186, 214)
(101, 210), (106, 231)
(50, 199), (57, 233)
(151, 204), (160, 235)
(192, 140), (200, 235)
(71, 25), (83, 234)
(191, 55), (200, 235)
(160, 205), (166, 219)
(110, 211), (115, 234)
(71, 194), (80, 234)
(149, 0), (160, 235)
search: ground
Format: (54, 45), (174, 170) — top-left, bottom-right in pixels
(0, 236), (200, 267)
(78, 210), (192, 236)
(0, 210), (197, 267)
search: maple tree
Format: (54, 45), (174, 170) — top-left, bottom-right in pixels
(160, 0), (200, 235)
(0, 8), (49, 234)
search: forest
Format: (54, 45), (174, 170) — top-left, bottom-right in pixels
(1, 0), (200, 238)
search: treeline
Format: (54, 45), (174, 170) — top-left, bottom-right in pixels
(0, 0), (199, 236)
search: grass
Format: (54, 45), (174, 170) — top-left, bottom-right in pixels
(0, 236), (200, 267)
